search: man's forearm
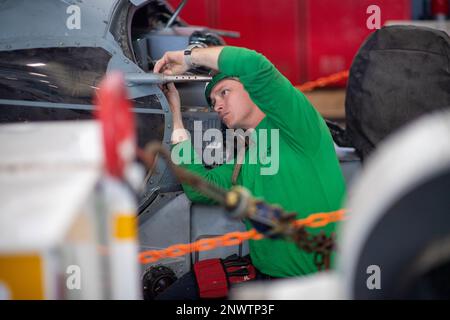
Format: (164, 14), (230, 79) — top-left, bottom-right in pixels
(171, 113), (189, 144)
(190, 46), (224, 71)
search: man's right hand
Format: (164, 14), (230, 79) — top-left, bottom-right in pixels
(153, 50), (188, 75)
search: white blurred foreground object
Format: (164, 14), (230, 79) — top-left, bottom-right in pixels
(230, 272), (343, 300)
(0, 120), (140, 299)
(0, 121), (139, 299)
(0, 73), (142, 300)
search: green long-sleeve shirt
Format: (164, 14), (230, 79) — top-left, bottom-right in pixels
(172, 46), (346, 277)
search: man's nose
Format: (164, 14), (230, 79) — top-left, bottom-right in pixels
(213, 98), (224, 113)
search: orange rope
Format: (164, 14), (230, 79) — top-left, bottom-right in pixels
(139, 209), (346, 264)
(296, 70), (349, 93)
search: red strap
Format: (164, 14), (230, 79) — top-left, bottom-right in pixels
(193, 259), (228, 298)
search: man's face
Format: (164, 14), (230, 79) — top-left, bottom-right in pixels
(209, 79), (255, 129)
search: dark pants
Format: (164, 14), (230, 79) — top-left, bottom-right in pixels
(155, 268), (276, 300)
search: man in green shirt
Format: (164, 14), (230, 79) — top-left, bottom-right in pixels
(154, 46), (345, 296)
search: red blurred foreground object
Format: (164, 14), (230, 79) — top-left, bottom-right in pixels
(95, 72), (135, 178)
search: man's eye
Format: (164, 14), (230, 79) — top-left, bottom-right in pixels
(221, 89), (230, 97)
